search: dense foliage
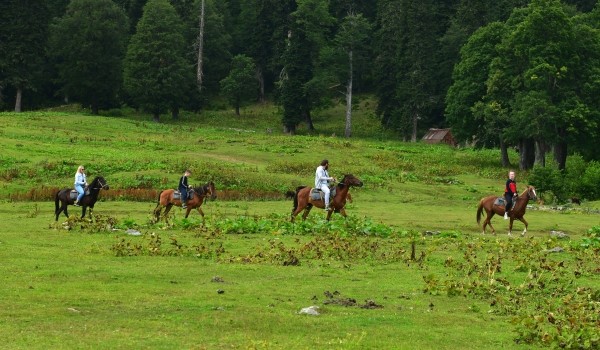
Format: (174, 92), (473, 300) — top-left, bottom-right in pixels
(1, 0), (599, 166)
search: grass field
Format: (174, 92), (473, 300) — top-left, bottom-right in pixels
(0, 105), (598, 349)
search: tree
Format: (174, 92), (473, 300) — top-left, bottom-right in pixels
(490, 0), (597, 169)
(220, 55), (257, 115)
(449, 0), (600, 169)
(279, 0), (335, 133)
(331, 12), (372, 137)
(375, 0), (454, 141)
(49, 0), (129, 115)
(446, 22), (510, 164)
(0, 0), (49, 112)
(123, 0), (192, 122)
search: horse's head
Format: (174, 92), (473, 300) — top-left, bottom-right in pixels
(340, 174), (363, 188)
(92, 176), (109, 190)
(526, 186), (537, 201)
(206, 181), (217, 200)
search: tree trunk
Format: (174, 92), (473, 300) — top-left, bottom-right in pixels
(14, 87), (22, 112)
(344, 50), (353, 138)
(91, 104), (99, 115)
(411, 111), (418, 142)
(499, 137), (510, 167)
(172, 106), (179, 120)
(553, 141), (567, 170)
(534, 139), (546, 167)
(196, 0), (206, 91)
(256, 67), (265, 103)
(235, 104), (240, 116)
(284, 125), (296, 135)
(519, 139), (535, 170)
(304, 109), (315, 131)
(153, 111), (160, 122)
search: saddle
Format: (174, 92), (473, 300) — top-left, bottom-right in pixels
(69, 188), (90, 200)
(494, 197), (515, 210)
(493, 197), (505, 207)
(310, 187), (337, 201)
(173, 190), (194, 200)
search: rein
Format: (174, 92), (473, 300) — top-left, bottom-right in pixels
(90, 178), (108, 190)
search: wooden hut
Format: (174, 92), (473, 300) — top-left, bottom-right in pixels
(421, 128), (457, 147)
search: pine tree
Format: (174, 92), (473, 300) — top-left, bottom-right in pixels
(123, 0), (192, 121)
(0, 0), (49, 112)
(49, 0), (129, 114)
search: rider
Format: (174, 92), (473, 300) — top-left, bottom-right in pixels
(315, 159), (336, 210)
(74, 165), (87, 206)
(504, 170), (517, 220)
(179, 169), (191, 209)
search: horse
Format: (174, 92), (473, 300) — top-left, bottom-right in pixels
(153, 181), (216, 221)
(289, 174), (363, 222)
(54, 176), (110, 221)
(476, 186), (537, 236)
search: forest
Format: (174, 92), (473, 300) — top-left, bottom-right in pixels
(1, 0), (599, 170)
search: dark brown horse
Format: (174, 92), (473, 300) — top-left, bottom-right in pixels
(54, 176), (109, 221)
(154, 181), (216, 221)
(289, 174), (363, 222)
(476, 186), (537, 236)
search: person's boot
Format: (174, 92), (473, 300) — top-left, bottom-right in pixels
(74, 200), (80, 207)
(504, 212), (508, 220)
(182, 200), (187, 209)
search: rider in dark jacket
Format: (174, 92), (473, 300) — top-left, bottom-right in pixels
(179, 170), (191, 209)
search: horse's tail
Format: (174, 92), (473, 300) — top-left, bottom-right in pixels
(291, 186), (306, 211)
(54, 190), (60, 213)
(155, 190), (164, 207)
(476, 199), (484, 225)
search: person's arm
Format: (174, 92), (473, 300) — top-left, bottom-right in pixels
(510, 183), (517, 195)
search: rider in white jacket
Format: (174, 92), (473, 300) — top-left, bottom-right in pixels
(74, 165), (88, 206)
(315, 159), (336, 210)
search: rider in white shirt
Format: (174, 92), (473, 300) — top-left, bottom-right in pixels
(315, 159), (336, 210)
(74, 165), (88, 206)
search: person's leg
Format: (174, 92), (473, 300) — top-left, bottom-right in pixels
(75, 185), (84, 205)
(504, 194), (512, 219)
(181, 188), (188, 208)
(321, 185), (331, 209)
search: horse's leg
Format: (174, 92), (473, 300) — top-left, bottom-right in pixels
(64, 203), (69, 218)
(55, 201), (64, 221)
(153, 205), (163, 221)
(291, 204), (306, 222)
(485, 211), (496, 235)
(81, 206), (87, 219)
(508, 218), (514, 236)
(184, 207), (192, 219)
(301, 205), (313, 221)
(339, 208), (348, 218)
(325, 206), (335, 221)
(163, 204), (173, 221)
(518, 217), (528, 236)
(195, 206), (205, 218)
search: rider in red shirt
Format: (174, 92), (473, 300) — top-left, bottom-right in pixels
(504, 171), (517, 219)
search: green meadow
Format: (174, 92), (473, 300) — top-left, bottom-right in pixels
(0, 105), (598, 349)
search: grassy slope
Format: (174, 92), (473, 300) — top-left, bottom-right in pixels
(0, 104), (598, 349)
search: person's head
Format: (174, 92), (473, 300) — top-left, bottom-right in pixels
(184, 169), (191, 176)
(77, 165), (85, 173)
(320, 159), (329, 169)
(508, 171), (515, 180)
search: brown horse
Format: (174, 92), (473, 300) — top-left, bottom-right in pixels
(154, 181), (216, 221)
(289, 174), (363, 222)
(476, 186), (537, 236)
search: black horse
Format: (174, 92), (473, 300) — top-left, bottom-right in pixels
(54, 176), (109, 221)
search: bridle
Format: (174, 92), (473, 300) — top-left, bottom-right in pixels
(91, 177), (108, 190)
